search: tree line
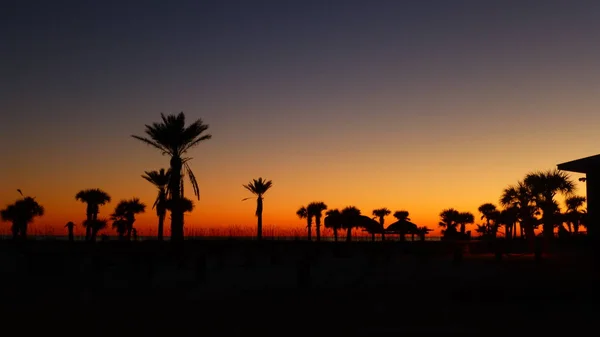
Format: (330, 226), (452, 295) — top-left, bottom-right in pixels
(1, 113), (589, 249)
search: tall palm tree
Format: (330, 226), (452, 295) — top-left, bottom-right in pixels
(324, 209), (342, 242)
(112, 198), (146, 240)
(296, 206), (312, 240)
(132, 112), (211, 242)
(0, 196), (44, 240)
(142, 168), (171, 240)
(341, 206), (361, 242)
(243, 177), (273, 240)
(478, 203), (499, 238)
(75, 188), (111, 241)
(524, 169), (575, 245)
(372, 208), (391, 241)
(391, 210), (412, 241)
(308, 202), (328, 241)
(564, 195), (586, 234)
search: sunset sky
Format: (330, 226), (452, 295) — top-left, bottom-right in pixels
(2, 0), (598, 236)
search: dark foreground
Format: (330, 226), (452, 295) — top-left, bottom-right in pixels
(0, 240), (597, 336)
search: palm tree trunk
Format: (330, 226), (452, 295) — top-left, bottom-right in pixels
(257, 210), (263, 240)
(371, 232), (375, 242)
(157, 213), (165, 240)
(333, 228), (338, 242)
(306, 219), (311, 241)
(11, 223), (18, 240)
(381, 229), (385, 241)
(460, 223), (466, 235)
(315, 218), (321, 242)
(169, 156), (184, 242)
(346, 227), (351, 242)
(411, 233), (415, 241)
(21, 223), (28, 240)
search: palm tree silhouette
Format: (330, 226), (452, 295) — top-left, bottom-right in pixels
(75, 189), (111, 241)
(324, 209), (342, 242)
(242, 177), (273, 240)
(308, 202), (327, 241)
(142, 168), (171, 240)
(524, 169), (575, 248)
(416, 226), (432, 241)
(478, 203), (499, 239)
(0, 196), (44, 240)
(111, 218), (128, 240)
(111, 198), (146, 240)
(132, 112), (211, 242)
(439, 208), (460, 239)
(296, 206), (312, 240)
(84, 219), (108, 242)
(500, 181), (537, 246)
(457, 211), (474, 237)
(64, 221), (76, 242)
(564, 195), (586, 234)
(341, 206), (361, 242)
(372, 208), (391, 241)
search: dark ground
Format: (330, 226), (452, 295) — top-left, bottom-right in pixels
(0, 239), (597, 336)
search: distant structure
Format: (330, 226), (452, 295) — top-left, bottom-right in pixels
(557, 154), (600, 240)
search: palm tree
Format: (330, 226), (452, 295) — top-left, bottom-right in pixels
(457, 211), (475, 236)
(64, 221), (76, 242)
(111, 198), (146, 240)
(500, 181), (537, 245)
(112, 218), (128, 240)
(324, 209), (342, 242)
(132, 112), (211, 242)
(372, 208), (391, 241)
(84, 219), (108, 242)
(296, 206), (312, 240)
(341, 206), (361, 242)
(243, 177), (273, 240)
(308, 202), (328, 241)
(391, 210), (412, 241)
(524, 169), (575, 246)
(564, 195), (586, 234)
(75, 189), (111, 241)
(142, 168), (171, 240)
(478, 203), (499, 238)
(439, 208), (460, 239)
(0, 196), (44, 240)
(416, 226), (432, 241)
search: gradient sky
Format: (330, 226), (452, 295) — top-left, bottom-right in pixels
(2, 0), (599, 236)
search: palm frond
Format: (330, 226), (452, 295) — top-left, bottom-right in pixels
(184, 162), (200, 200)
(131, 135), (170, 155)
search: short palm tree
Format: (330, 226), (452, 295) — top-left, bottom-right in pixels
(0, 196), (44, 240)
(439, 208), (460, 239)
(132, 112), (211, 242)
(500, 181), (537, 244)
(324, 209), (342, 242)
(564, 195), (586, 234)
(478, 203), (499, 238)
(84, 219), (108, 242)
(242, 177), (273, 240)
(308, 202), (328, 241)
(341, 206), (361, 242)
(416, 226), (432, 241)
(75, 188), (111, 241)
(524, 169), (575, 245)
(372, 208), (391, 241)
(296, 206), (312, 240)
(142, 168), (171, 240)
(457, 211), (475, 236)
(111, 198), (146, 240)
